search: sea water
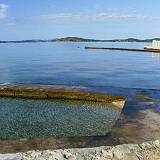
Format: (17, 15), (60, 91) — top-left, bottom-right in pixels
(0, 42), (160, 146)
(0, 98), (120, 139)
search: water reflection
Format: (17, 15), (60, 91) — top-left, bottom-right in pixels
(151, 52), (160, 61)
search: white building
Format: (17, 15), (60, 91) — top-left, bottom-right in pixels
(144, 40), (160, 50)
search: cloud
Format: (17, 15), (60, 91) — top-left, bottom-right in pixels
(40, 13), (83, 20)
(40, 11), (160, 22)
(0, 4), (8, 19)
(6, 22), (16, 26)
(92, 13), (160, 21)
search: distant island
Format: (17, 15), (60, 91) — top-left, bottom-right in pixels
(0, 37), (160, 43)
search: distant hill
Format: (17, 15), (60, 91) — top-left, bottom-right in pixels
(49, 37), (160, 42)
(0, 39), (47, 43)
(0, 37), (160, 43)
(103, 38), (160, 42)
(106, 38), (143, 42)
(50, 37), (100, 42)
(140, 38), (160, 42)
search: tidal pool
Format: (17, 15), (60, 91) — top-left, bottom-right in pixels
(0, 98), (121, 140)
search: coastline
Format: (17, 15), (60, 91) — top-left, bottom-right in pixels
(1, 140), (160, 160)
(0, 37), (159, 43)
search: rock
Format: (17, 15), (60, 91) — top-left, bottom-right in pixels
(0, 154), (22, 160)
(63, 151), (76, 160)
(67, 155), (76, 160)
(153, 140), (160, 147)
(0, 140), (160, 160)
(101, 149), (114, 159)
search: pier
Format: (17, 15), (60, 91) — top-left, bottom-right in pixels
(85, 46), (160, 53)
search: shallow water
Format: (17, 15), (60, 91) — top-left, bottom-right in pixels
(0, 98), (120, 139)
(0, 42), (160, 152)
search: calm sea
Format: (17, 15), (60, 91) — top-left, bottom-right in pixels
(0, 42), (160, 151)
(0, 42), (160, 89)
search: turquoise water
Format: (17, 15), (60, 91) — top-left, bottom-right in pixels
(0, 98), (120, 140)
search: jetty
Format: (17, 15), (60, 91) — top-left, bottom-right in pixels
(85, 46), (160, 53)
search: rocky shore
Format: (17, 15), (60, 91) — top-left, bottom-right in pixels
(0, 140), (160, 160)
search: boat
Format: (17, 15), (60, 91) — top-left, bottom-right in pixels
(144, 40), (160, 50)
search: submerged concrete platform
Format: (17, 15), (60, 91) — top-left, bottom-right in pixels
(0, 85), (126, 154)
(0, 85), (126, 109)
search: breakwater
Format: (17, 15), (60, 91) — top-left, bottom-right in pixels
(85, 46), (160, 53)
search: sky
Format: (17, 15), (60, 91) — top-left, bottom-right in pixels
(0, 0), (160, 40)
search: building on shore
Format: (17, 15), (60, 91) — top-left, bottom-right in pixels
(144, 40), (160, 50)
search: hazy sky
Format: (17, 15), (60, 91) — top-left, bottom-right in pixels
(0, 0), (160, 40)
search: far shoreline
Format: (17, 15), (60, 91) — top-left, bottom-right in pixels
(0, 37), (157, 43)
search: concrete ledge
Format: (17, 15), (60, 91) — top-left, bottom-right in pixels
(0, 140), (159, 160)
(0, 86), (126, 109)
(85, 46), (160, 53)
